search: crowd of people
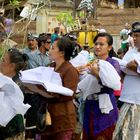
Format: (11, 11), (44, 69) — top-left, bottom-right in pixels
(0, 21), (140, 140)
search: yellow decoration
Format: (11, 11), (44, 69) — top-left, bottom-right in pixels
(77, 31), (98, 48)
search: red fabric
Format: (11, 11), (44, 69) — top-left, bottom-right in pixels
(83, 125), (115, 140)
(36, 130), (73, 140)
(114, 84), (123, 96)
(83, 111), (116, 140)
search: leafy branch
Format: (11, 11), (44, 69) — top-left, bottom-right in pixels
(56, 12), (74, 28)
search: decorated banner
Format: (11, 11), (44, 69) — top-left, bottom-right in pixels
(67, 19), (81, 32)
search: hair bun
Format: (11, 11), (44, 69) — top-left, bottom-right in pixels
(22, 53), (29, 62)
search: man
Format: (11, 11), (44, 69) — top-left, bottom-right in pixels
(22, 34), (38, 69)
(23, 33), (38, 55)
(113, 21), (140, 140)
(51, 27), (60, 43)
(28, 33), (51, 69)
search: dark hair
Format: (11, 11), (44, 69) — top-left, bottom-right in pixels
(131, 22), (140, 33)
(132, 22), (140, 29)
(94, 32), (113, 46)
(54, 27), (60, 34)
(57, 37), (75, 61)
(109, 47), (117, 58)
(71, 42), (81, 58)
(27, 33), (38, 41)
(83, 45), (89, 50)
(8, 48), (29, 75)
(37, 33), (51, 47)
(64, 33), (77, 41)
(117, 48), (124, 55)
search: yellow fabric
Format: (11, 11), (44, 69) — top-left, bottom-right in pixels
(77, 31), (97, 48)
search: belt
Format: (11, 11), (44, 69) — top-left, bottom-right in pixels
(87, 94), (98, 100)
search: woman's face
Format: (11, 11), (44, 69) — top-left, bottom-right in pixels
(94, 37), (111, 59)
(49, 40), (64, 61)
(0, 53), (15, 76)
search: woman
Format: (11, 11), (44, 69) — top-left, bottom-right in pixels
(82, 33), (121, 140)
(0, 48), (28, 140)
(40, 37), (79, 140)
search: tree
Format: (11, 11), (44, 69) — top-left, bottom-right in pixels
(56, 12), (74, 29)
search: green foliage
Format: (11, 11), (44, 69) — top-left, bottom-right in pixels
(10, 0), (21, 11)
(10, 0), (20, 6)
(0, 46), (6, 60)
(0, 42), (11, 60)
(79, 11), (85, 18)
(56, 12), (74, 27)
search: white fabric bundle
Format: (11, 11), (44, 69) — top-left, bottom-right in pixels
(99, 60), (121, 90)
(78, 74), (102, 101)
(78, 60), (121, 114)
(113, 57), (138, 76)
(78, 60), (121, 99)
(113, 48), (140, 75)
(21, 66), (73, 96)
(0, 74), (30, 126)
(70, 50), (89, 67)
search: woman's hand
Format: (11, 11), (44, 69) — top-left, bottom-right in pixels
(88, 63), (100, 80)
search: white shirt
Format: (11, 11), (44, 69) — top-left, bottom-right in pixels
(119, 48), (140, 105)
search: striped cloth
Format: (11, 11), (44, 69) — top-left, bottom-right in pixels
(77, 0), (94, 11)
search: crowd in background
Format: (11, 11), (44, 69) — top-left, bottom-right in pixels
(0, 20), (140, 140)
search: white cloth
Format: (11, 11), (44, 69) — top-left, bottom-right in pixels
(99, 94), (113, 114)
(137, 64), (140, 74)
(78, 60), (121, 113)
(78, 60), (121, 98)
(20, 66), (73, 96)
(99, 60), (121, 90)
(78, 74), (113, 114)
(118, 48), (140, 105)
(78, 74), (102, 100)
(122, 47), (140, 66)
(0, 74), (30, 126)
(70, 50), (89, 67)
(112, 57), (138, 76)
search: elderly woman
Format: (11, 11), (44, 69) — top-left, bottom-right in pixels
(0, 48), (29, 140)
